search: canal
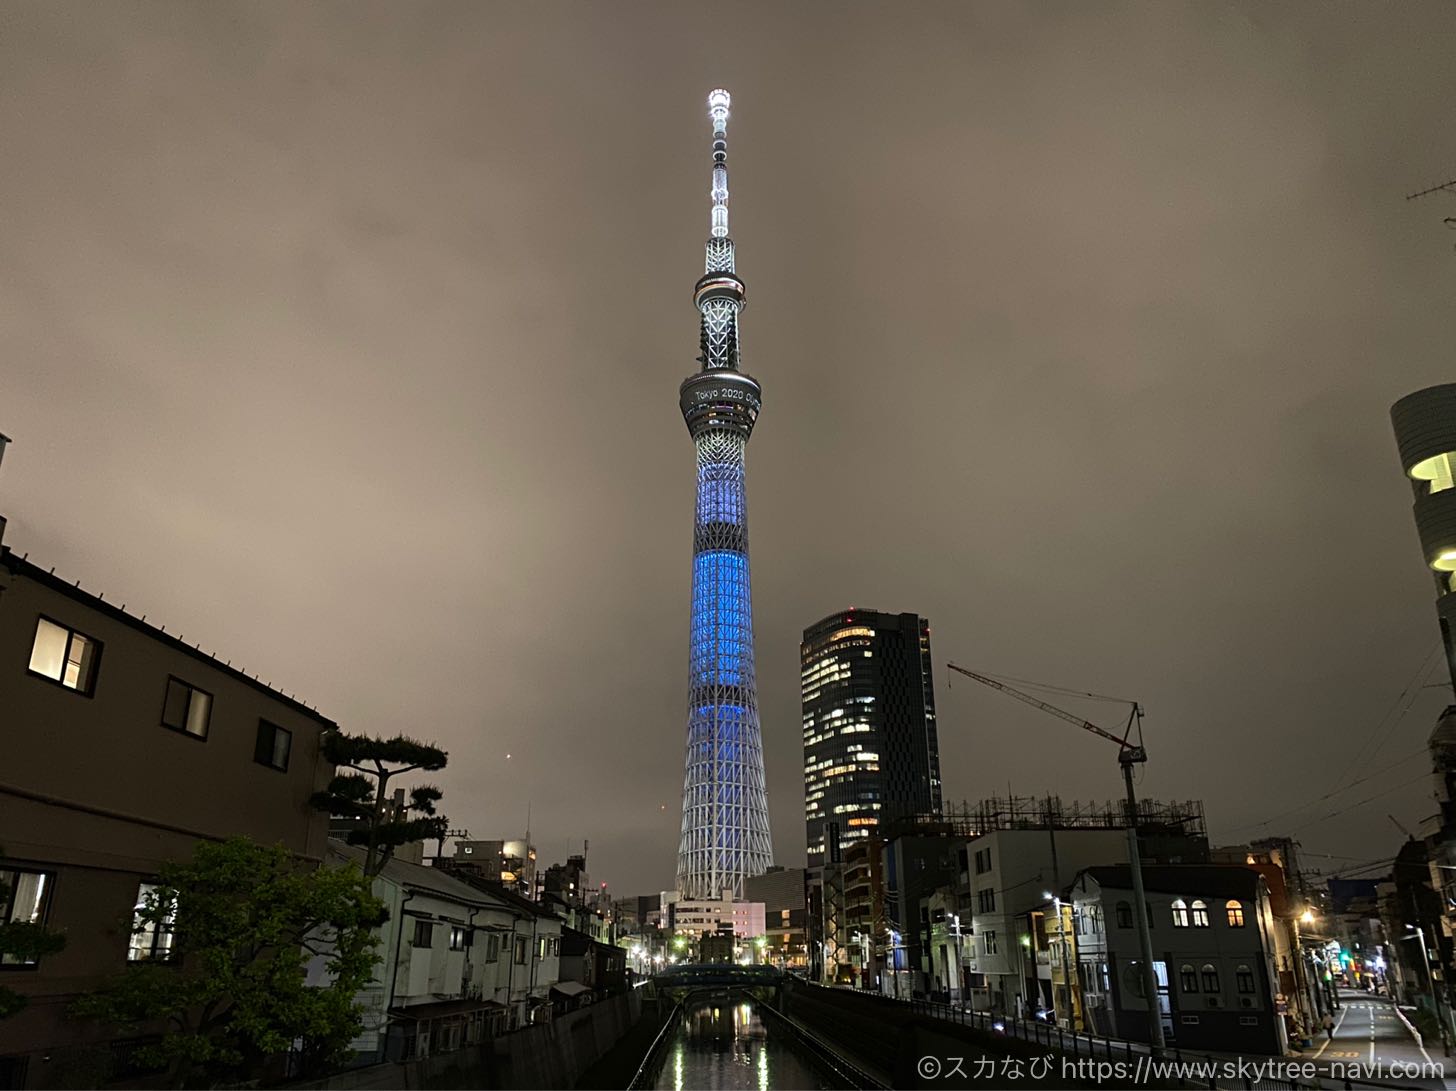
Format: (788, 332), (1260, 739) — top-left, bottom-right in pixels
(652, 998), (836, 1091)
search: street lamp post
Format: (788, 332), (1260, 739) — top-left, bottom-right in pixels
(1407, 924), (1453, 1056)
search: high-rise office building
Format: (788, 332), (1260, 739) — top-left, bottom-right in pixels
(675, 90), (773, 899)
(801, 610), (942, 865)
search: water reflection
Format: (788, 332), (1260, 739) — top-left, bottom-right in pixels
(655, 998), (830, 1090)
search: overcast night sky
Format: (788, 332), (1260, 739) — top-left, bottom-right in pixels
(4, 2), (1456, 896)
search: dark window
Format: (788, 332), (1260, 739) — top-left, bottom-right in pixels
(160, 677), (212, 739)
(127, 883), (176, 962)
(1200, 963), (1219, 992)
(108, 1038), (168, 1079)
(974, 848), (992, 874)
(449, 926), (467, 952)
(1179, 964), (1198, 992)
(411, 920), (433, 948)
(514, 936), (527, 964)
(486, 934), (501, 961)
(254, 721), (292, 771)
(1236, 965), (1255, 994)
(982, 930), (997, 955)
(1, 868), (55, 967)
(1115, 901), (1133, 929)
(977, 888), (995, 913)
(27, 616), (101, 695)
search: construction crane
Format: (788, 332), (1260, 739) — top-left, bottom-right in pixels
(946, 663), (1165, 1052)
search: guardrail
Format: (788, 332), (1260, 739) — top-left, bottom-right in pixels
(806, 985), (1429, 1091)
(625, 998), (683, 1091)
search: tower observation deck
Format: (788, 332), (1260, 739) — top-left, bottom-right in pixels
(675, 89), (773, 899)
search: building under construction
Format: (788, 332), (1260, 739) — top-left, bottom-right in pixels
(884, 794), (1210, 862)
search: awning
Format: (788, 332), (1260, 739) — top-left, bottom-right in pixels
(550, 981), (592, 998)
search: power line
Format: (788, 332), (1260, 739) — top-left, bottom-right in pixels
(1284, 773), (1430, 836)
(1330, 641), (1441, 792)
(1224, 748), (1426, 835)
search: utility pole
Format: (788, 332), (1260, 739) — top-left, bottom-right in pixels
(947, 663), (1166, 1053)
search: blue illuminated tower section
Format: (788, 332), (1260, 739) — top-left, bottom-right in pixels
(676, 89), (774, 899)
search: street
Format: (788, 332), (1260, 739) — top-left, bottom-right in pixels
(1307, 990), (1445, 1088)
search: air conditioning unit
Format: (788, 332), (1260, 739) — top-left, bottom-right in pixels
(1238, 997), (1255, 1009)
(1204, 997), (1223, 1009)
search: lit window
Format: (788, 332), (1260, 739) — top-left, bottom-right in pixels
(1191, 900), (1209, 928)
(28, 617), (101, 695)
(1226, 900), (1245, 928)
(449, 926), (467, 951)
(253, 721), (292, 771)
(128, 883), (177, 962)
(161, 677), (212, 739)
(1171, 899), (1189, 928)
(1, 869), (54, 966)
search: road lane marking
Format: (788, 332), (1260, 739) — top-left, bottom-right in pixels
(1369, 1005), (1374, 1066)
(1313, 1005), (1350, 1060)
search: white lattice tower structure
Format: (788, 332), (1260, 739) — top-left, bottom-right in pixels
(675, 89), (774, 899)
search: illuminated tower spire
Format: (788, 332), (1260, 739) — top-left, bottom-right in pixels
(675, 89), (773, 899)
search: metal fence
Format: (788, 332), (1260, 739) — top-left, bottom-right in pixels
(811, 985), (1431, 1091)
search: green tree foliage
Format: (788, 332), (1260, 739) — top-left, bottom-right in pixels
(71, 838), (385, 1087)
(311, 733), (449, 876)
(0, 858), (66, 1019)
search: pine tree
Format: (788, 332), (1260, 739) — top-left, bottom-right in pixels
(310, 733), (449, 876)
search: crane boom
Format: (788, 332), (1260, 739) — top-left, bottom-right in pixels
(946, 663), (1146, 762)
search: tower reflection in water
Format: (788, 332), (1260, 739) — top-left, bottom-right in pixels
(657, 1000), (827, 1091)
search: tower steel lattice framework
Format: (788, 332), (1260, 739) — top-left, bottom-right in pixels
(675, 90), (774, 899)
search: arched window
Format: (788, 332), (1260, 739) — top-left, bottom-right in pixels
(1171, 899), (1190, 928)
(1201, 963), (1220, 992)
(1226, 900), (1245, 928)
(1115, 901), (1132, 929)
(1236, 964), (1255, 994)
(1179, 964), (1198, 992)
(1191, 899), (1209, 928)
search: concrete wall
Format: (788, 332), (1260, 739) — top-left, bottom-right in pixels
(289, 989), (643, 1091)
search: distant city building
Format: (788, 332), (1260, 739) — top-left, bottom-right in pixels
(801, 609), (942, 865)
(445, 838), (536, 897)
(662, 889), (766, 941)
(674, 90), (773, 900)
(745, 866), (808, 969)
(0, 536), (335, 1087)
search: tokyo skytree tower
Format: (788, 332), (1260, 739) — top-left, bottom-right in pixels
(675, 89), (773, 899)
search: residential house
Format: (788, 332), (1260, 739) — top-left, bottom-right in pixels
(0, 540), (335, 1089)
(1070, 865), (1285, 1056)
